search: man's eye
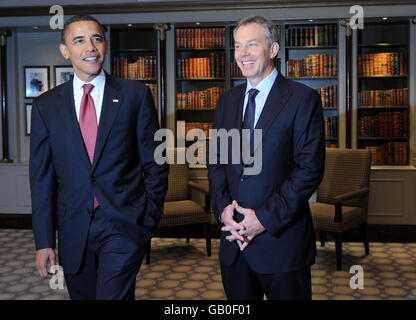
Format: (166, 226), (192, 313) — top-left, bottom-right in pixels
(93, 37), (103, 42)
(73, 39), (83, 44)
(234, 44), (240, 49)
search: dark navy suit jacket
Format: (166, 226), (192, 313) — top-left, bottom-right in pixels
(29, 72), (168, 274)
(208, 73), (325, 274)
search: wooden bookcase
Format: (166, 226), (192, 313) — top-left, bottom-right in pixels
(174, 25), (228, 163)
(284, 22), (339, 148)
(110, 26), (158, 108)
(357, 20), (409, 165)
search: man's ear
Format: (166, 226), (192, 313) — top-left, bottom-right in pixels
(269, 42), (279, 59)
(59, 43), (69, 60)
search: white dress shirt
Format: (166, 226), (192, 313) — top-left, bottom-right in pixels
(242, 68), (278, 127)
(73, 70), (106, 124)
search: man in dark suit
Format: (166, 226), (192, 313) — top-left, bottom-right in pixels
(207, 15), (325, 300)
(29, 15), (168, 300)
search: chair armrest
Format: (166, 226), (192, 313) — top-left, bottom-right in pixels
(333, 188), (369, 202)
(333, 188), (369, 223)
(188, 181), (209, 194)
(188, 181), (211, 213)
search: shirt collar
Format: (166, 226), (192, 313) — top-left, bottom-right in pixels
(73, 69), (106, 92)
(245, 68), (278, 96)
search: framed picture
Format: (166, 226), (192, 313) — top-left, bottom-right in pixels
(24, 66), (49, 98)
(25, 103), (32, 135)
(54, 65), (74, 86)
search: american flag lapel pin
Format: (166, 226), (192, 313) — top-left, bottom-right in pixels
(113, 99), (119, 103)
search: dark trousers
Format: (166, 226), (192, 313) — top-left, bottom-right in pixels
(63, 207), (145, 300)
(221, 252), (311, 300)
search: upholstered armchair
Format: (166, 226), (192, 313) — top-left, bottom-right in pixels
(310, 148), (372, 270)
(145, 163), (212, 264)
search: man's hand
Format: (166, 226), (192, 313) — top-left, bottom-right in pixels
(220, 203), (248, 249)
(35, 248), (56, 279)
(227, 201), (266, 251)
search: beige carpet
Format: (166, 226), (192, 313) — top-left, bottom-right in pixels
(0, 229), (416, 300)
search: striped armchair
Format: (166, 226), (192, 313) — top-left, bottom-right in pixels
(311, 148), (371, 270)
(145, 163), (212, 264)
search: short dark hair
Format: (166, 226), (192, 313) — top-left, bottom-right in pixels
(61, 14), (106, 44)
(234, 15), (279, 47)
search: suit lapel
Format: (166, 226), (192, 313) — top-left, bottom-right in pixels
(91, 72), (123, 172)
(252, 73), (290, 155)
(58, 80), (91, 169)
(229, 83), (246, 131)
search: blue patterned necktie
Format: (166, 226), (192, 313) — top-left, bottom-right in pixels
(242, 88), (259, 156)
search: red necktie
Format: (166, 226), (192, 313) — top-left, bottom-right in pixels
(79, 83), (99, 209)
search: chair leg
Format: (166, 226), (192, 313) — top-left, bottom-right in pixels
(319, 231), (327, 247)
(362, 222), (370, 255)
(334, 233), (342, 271)
(204, 223), (211, 257)
(145, 239), (151, 265)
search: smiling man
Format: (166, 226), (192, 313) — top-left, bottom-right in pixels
(208, 15), (325, 300)
(29, 15), (168, 300)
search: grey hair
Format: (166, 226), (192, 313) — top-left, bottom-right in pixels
(233, 15), (279, 47)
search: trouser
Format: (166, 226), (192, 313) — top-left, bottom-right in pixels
(64, 207), (145, 300)
(220, 251), (312, 300)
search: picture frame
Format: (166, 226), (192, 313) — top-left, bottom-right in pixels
(25, 103), (32, 136)
(54, 65), (74, 86)
(24, 66), (50, 98)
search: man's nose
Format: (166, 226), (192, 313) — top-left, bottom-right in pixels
(85, 38), (97, 51)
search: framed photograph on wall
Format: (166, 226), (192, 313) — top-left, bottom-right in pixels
(24, 66), (49, 98)
(25, 103), (32, 136)
(54, 65), (74, 86)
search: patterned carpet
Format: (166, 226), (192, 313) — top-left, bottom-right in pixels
(0, 229), (416, 300)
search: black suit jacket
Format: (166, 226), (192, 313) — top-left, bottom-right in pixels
(29, 73), (168, 274)
(208, 73), (325, 273)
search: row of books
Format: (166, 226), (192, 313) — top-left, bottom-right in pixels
(316, 84), (337, 109)
(176, 86), (225, 110)
(177, 121), (215, 140)
(230, 61), (243, 78)
(145, 83), (157, 108)
(359, 88), (408, 107)
(365, 142), (408, 165)
(324, 116), (337, 139)
(286, 54), (337, 78)
(177, 54), (225, 79)
(176, 28), (225, 49)
(359, 111), (408, 138)
(286, 25), (337, 47)
(359, 52), (407, 76)
(112, 56), (156, 80)
(326, 143), (338, 148)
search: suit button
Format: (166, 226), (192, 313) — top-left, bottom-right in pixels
(240, 177), (244, 182)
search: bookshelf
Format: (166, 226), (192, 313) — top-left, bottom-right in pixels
(357, 20), (409, 165)
(284, 22), (339, 148)
(110, 26), (158, 108)
(175, 25), (228, 163)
